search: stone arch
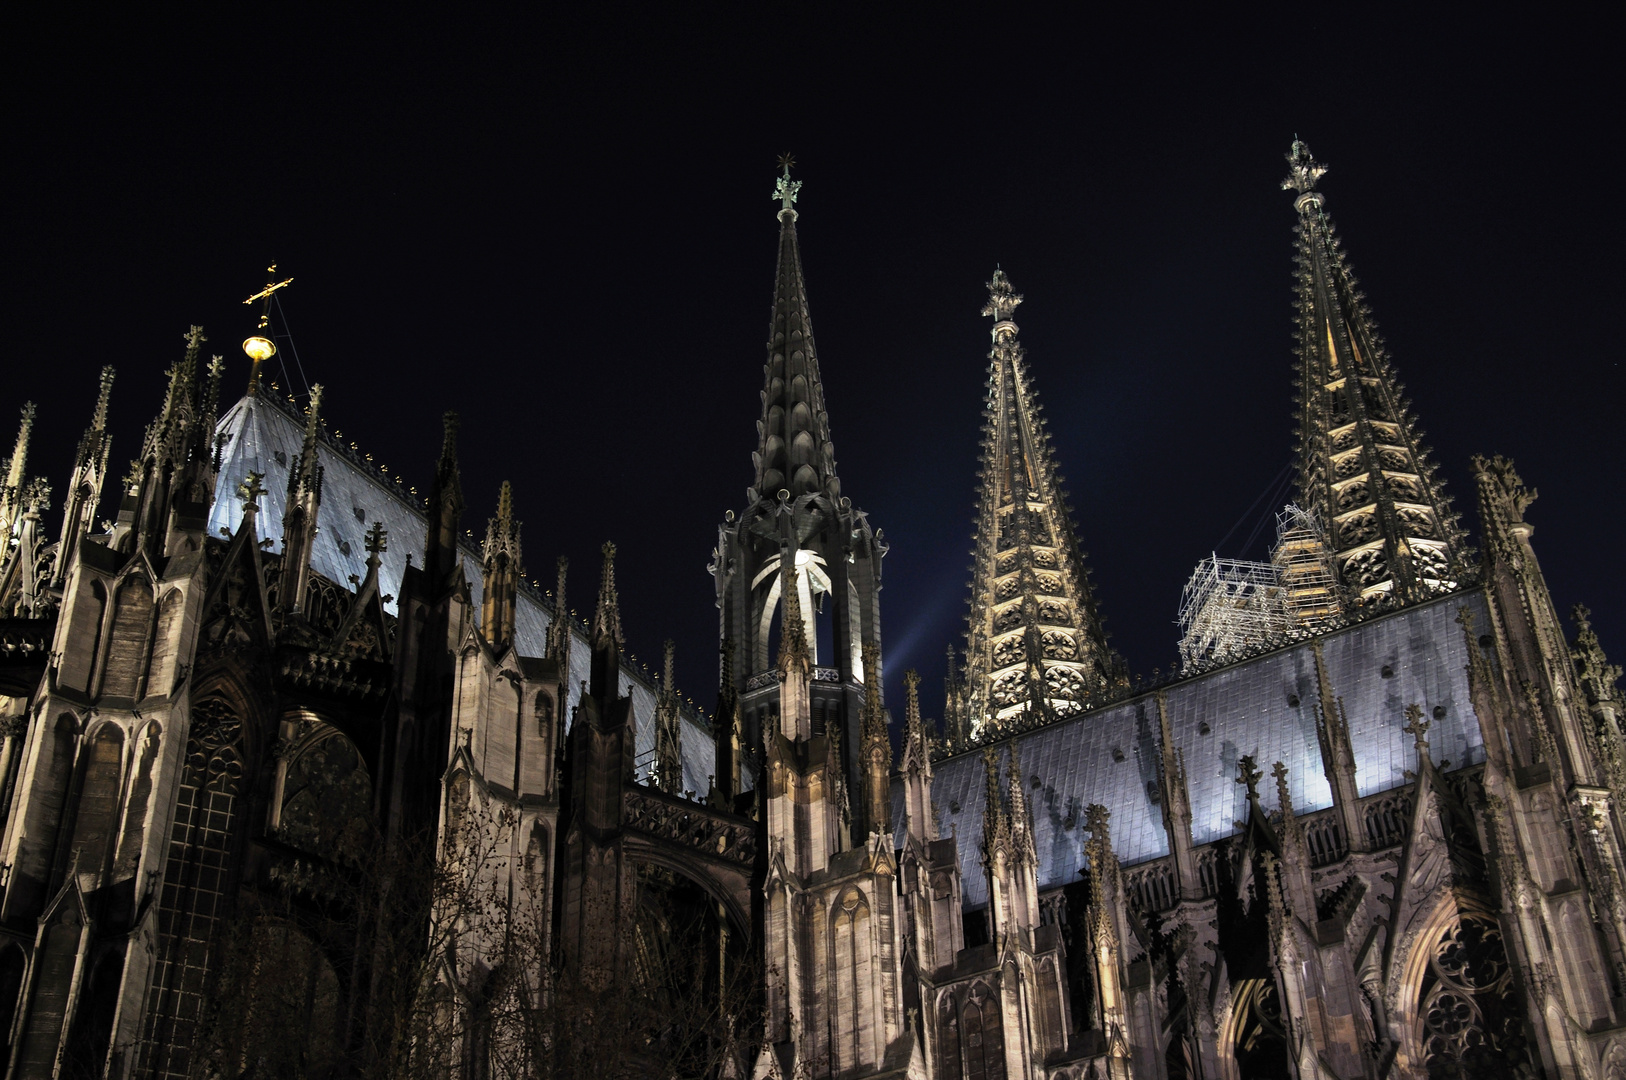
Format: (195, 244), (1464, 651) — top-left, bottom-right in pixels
(58, 579), (106, 694)
(64, 721), (124, 883)
(63, 945), (124, 1076)
(1400, 898), (1528, 1077)
(215, 919), (345, 1080)
(961, 979), (1004, 1080)
(444, 770), (471, 850)
(936, 987), (964, 1080)
(622, 837), (752, 941)
(1601, 1038), (1626, 1080)
(535, 689), (555, 737)
(101, 572), (155, 699)
(1219, 978), (1289, 1080)
(831, 885), (874, 1071)
(277, 720), (373, 866)
(524, 819), (549, 895)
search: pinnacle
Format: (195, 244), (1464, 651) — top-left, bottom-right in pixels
(592, 541), (623, 648)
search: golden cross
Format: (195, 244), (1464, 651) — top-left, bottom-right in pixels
(243, 263), (294, 329)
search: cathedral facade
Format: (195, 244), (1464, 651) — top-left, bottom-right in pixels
(0, 141), (1621, 1079)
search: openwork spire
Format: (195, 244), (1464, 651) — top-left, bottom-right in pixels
(0, 402), (37, 552)
(1286, 139), (1469, 608)
(750, 158), (841, 502)
(960, 270), (1120, 741)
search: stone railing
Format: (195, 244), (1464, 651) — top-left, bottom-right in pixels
(623, 786), (756, 867)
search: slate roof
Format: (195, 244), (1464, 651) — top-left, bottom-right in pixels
(897, 589), (1489, 909)
(209, 393), (717, 796)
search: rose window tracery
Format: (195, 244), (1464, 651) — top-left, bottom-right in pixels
(1342, 548), (1389, 588)
(997, 553), (1018, 574)
(1334, 452), (1365, 479)
(1331, 426), (1358, 452)
(1035, 572), (1061, 594)
(991, 670), (1026, 708)
(1045, 666), (1085, 701)
(1032, 549), (1055, 568)
(1379, 447), (1412, 471)
(1037, 599), (1069, 624)
(1398, 506), (1438, 538)
(993, 637), (1024, 667)
(994, 606), (1023, 633)
(1336, 481), (1371, 512)
(996, 578), (1019, 601)
(1410, 544), (1451, 581)
(1339, 514), (1378, 547)
(1418, 914), (1527, 1078)
(1041, 631), (1076, 660)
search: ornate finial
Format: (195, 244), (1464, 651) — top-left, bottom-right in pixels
(591, 541), (623, 647)
(982, 744), (1005, 819)
(183, 325), (208, 357)
(774, 153), (802, 218)
(903, 669), (923, 733)
(1282, 139), (1329, 196)
(1236, 753), (1263, 799)
(92, 366), (116, 430)
(1575, 604), (1594, 635)
(1084, 803), (1111, 846)
(1403, 703), (1431, 757)
(663, 638), (676, 690)
(1271, 760), (1295, 816)
(364, 520), (388, 556)
(237, 471), (267, 514)
(981, 269), (1024, 323)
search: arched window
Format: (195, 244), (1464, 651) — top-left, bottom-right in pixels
(936, 990), (963, 1080)
(1417, 913), (1527, 1076)
(103, 575), (154, 699)
(536, 691), (555, 737)
(961, 981), (1004, 1080)
(278, 724), (373, 866)
(139, 697), (245, 1078)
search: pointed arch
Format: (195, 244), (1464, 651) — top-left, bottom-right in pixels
(831, 885), (874, 1071)
(961, 979), (1005, 1080)
(102, 572), (155, 699)
(936, 987), (963, 1080)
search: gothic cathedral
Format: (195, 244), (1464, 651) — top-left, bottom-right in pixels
(0, 142), (1621, 1079)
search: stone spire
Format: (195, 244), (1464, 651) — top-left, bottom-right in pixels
(545, 555), (570, 668)
(711, 639), (741, 805)
(654, 639), (682, 794)
(1285, 139), (1469, 608)
(750, 159), (841, 502)
(421, 411), (466, 587)
(589, 541), (623, 703)
(961, 270), (1119, 741)
(51, 367), (115, 589)
(859, 641), (892, 836)
(0, 402), (38, 559)
(279, 384), (325, 617)
(128, 326), (210, 553)
(479, 481), (523, 653)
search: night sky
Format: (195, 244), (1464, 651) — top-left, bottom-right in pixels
(6, 12), (1622, 727)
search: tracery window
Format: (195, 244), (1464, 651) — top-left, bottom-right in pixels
(1417, 913), (1527, 1078)
(139, 697), (246, 1079)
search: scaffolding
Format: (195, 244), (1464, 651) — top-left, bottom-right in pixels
(1177, 555), (1290, 672)
(1177, 504), (1347, 673)
(1273, 504), (1341, 630)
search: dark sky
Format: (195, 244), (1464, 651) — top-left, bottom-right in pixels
(6, 12), (1622, 726)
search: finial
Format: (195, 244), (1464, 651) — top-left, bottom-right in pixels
(1574, 603), (1594, 635)
(364, 520), (388, 557)
(982, 268), (1024, 323)
(1271, 760), (1294, 814)
(663, 638), (676, 689)
(592, 540), (623, 647)
(237, 471), (267, 514)
(92, 366), (116, 430)
(1402, 703), (1431, 758)
(774, 153), (802, 219)
(1282, 139), (1329, 199)
(496, 480), (513, 525)
(1084, 803), (1111, 846)
(903, 669), (923, 732)
(1236, 753), (1263, 799)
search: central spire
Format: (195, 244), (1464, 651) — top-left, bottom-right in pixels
(750, 158), (840, 502)
(958, 270), (1120, 741)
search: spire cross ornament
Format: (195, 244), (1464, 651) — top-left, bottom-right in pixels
(773, 153), (802, 215)
(242, 264), (295, 329)
(1281, 139), (1329, 195)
